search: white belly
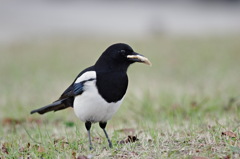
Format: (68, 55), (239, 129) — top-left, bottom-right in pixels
(73, 80), (123, 123)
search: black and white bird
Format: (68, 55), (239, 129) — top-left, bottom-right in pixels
(30, 43), (151, 150)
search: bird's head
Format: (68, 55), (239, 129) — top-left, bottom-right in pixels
(95, 43), (151, 71)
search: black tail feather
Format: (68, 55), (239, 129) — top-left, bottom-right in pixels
(30, 98), (71, 115)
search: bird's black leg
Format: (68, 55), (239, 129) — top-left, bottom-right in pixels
(85, 121), (93, 150)
(99, 122), (112, 148)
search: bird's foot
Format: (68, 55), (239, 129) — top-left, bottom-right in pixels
(108, 140), (113, 148)
(89, 145), (93, 151)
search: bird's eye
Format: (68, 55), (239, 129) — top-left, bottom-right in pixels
(120, 50), (126, 53)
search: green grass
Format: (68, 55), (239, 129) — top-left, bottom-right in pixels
(0, 36), (240, 158)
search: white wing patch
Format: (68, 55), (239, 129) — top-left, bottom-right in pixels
(75, 71), (96, 83)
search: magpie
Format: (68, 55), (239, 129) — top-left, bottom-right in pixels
(30, 43), (151, 150)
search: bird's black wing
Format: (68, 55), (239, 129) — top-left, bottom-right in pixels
(59, 66), (95, 100)
(31, 66), (95, 115)
(58, 78), (95, 99)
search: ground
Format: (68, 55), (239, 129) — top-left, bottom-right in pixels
(0, 36), (240, 158)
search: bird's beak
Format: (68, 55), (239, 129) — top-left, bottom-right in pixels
(127, 53), (152, 66)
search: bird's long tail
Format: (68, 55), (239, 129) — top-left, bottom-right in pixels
(30, 98), (71, 115)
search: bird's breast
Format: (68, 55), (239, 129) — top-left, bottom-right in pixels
(96, 72), (128, 103)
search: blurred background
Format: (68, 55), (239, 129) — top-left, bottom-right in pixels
(0, 0), (240, 123)
(1, 1), (240, 157)
(1, 0), (240, 43)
